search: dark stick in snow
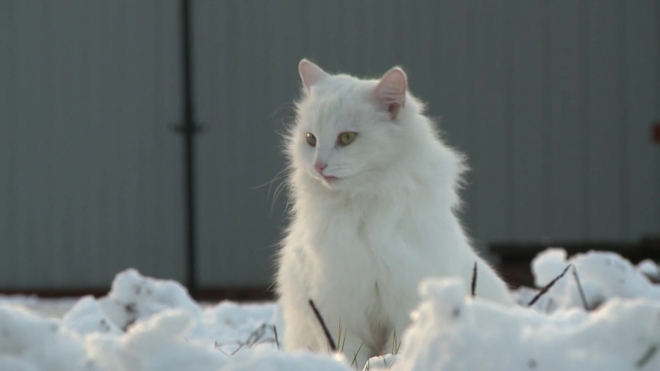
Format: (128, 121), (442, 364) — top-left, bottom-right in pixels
(572, 267), (590, 311)
(471, 262), (477, 297)
(309, 299), (337, 351)
(272, 325), (280, 350)
(636, 344), (658, 368)
(527, 264), (572, 307)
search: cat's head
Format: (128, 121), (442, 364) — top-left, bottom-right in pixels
(286, 59), (435, 194)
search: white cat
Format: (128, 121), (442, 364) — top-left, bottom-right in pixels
(276, 59), (513, 367)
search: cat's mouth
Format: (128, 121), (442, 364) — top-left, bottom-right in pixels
(321, 175), (340, 184)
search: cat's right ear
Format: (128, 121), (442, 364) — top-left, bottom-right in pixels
(299, 59), (329, 93)
(373, 67), (407, 119)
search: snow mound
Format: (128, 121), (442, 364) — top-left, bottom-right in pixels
(0, 304), (89, 370)
(86, 309), (229, 371)
(63, 296), (122, 335)
(638, 259), (660, 281)
(365, 354), (399, 370)
(97, 268), (201, 331)
(0, 251), (659, 370)
(220, 348), (349, 371)
(0, 269), (353, 371)
(203, 301), (278, 347)
(520, 248), (660, 311)
(394, 277), (660, 371)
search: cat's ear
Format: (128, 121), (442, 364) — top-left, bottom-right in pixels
(299, 59), (329, 93)
(373, 67), (407, 119)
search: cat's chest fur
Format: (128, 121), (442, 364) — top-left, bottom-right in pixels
(296, 192), (444, 328)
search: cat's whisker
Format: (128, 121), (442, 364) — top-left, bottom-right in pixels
(272, 181), (287, 204)
(267, 174), (290, 199)
(250, 175), (288, 197)
(249, 170), (288, 193)
(271, 180), (290, 213)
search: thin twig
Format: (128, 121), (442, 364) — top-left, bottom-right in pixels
(527, 264), (571, 307)
(214, 324), (278, 356)
(471, 262), (478, 297)
(572, 267), (590, 311)
(636, 344), (658, 368)
(272, 325), (280, 350)
(230, 342), (245, 356)
(309, 299), (337, 351)
(245, 323), (267, 346)
(214, 341), (231, 357)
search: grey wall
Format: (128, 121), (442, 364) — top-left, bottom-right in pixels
(1, 0), (658, 289)
(193, 0), (659, 286)
(0, 0), (185, 288)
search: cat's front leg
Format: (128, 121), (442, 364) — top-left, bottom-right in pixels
(280, 305), (323, 352)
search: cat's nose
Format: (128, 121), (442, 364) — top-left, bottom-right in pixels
(314, 161), (327, 174)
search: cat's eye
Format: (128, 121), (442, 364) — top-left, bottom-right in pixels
(338, 132), (357, 146)
(305, 132), (317, 147)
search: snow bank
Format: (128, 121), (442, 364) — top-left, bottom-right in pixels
(0, 269), (353, 371)
(638, 259), (660, 281)
(0, 304), (89, 371)
(0, 249), (658, 370)
(63, 296), (122, 335)
(394, 277), (660, 371)
(220, 348), (349, 371)
(517, 248), (660, 312)
(85, 309), (229, 371)
(97, 268), (201, 331)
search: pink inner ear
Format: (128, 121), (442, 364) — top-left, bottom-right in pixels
(388, 103), (401, 118)
(373, 67), (407, 119)
(299, 59), (329, 92)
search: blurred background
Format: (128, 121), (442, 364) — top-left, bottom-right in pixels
(0, 0), (658, 300)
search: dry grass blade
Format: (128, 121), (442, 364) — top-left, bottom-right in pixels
(309, 299), (337, 351)
(572, 267), (590, 311)
(391, 330), (399, 356)
(351, 342), (364, 368)
(471, 262), (477, 297)
(527, 264), (571, 307)
(339, 322), (347, 352)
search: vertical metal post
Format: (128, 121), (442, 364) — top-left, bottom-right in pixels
(178, 0), (200, 297)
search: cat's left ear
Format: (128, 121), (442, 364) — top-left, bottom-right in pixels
(373, 67), (407, 119)
(299, 59), (330, 93)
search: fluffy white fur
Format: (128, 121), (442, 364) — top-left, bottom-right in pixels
(276, 60), (512, 367)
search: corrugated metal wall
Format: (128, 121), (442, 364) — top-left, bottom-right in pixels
(0, 0), (658, 288)
(0, 0), (185, 288)
(193, 0), (659, 286)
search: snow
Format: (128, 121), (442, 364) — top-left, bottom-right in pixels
(523, 248), (660, 311)
(96, 268), (202, 332)
(0, 269), (349, 371)
(394, 278), (660, 371)
(62, 296), (122, 335)
(638, 259), (660, 281)
(0, 249), (658, 370)
(220, 349), (349, 371)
